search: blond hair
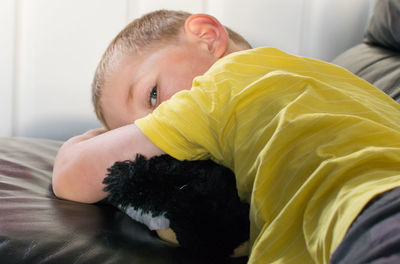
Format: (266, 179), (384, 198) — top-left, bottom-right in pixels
(92, 10), (251, 128)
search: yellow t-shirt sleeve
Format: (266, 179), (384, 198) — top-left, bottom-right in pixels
(135, 78), (222, 162)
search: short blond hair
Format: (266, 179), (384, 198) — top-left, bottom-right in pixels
(92, 10), (251, 128)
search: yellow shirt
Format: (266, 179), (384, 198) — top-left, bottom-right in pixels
(136, 47), (400, 263)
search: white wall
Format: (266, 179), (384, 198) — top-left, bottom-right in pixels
(0, 0), (15, 137)
(0, 0), (373, 140)
(14, 0), (128, 140)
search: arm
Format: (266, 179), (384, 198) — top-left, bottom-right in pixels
(52, 124), (164, 203)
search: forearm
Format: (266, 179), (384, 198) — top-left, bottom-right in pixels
(52, 124), (163, 203)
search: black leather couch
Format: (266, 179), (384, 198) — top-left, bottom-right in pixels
(0, 138), (247, 264)
(332, 0), (400, 102)
(1, 0), (399, 263)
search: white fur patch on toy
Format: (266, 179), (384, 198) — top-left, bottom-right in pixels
(121, 205), (170, 230)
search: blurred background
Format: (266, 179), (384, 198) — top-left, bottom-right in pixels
(0, 0), (373, 141)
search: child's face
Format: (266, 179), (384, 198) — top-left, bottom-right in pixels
(101, 41), (219, 130)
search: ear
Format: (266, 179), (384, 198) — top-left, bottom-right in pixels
(184, 14), (229, 58)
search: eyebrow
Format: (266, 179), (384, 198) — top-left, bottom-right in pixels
(128, 82), (136, 103)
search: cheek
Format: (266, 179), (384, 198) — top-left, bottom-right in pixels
(160, 54), (213, 102)
(160, 73), (193, 102)
(162, 84), (189, 102)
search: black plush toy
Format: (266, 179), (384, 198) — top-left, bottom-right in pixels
(103, 154), (249, 259)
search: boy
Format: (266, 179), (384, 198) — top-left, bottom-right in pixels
(52, 10), (400, 264)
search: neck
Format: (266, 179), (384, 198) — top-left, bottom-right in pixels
(223, 39), (248, 56)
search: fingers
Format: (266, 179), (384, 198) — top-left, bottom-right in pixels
(61, 128), (108, 146)
(81, 128), (108, 138)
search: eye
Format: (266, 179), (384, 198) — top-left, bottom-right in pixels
(149, 86), (158, 107)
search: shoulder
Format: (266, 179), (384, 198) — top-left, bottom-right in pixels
(191, 47), (290, 98)
(200, 47), (292, 83)
(211, 47), (291, 68)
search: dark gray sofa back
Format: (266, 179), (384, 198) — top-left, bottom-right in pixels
(333, 0), (400, 102)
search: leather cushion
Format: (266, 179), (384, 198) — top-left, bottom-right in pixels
(0, 137), (247, 264)
(332, 43), (400, 103)
(332, 0), (400, 102)
(364, 0), (400, 50)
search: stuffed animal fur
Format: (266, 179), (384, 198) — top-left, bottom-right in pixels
(103, 154), (249, 259)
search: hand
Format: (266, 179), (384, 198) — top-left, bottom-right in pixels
(52, 124), (163, 204)
(81, 127), (108, 137)
(64, 128), (108, 146)
(52, 128), (109, 203)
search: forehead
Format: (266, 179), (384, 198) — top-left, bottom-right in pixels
(100, 47), (164, 129)
(100, 53), (138, 129)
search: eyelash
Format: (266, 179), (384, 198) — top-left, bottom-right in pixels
(149, 86), (158, 107)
